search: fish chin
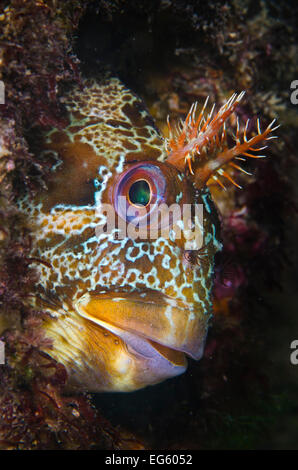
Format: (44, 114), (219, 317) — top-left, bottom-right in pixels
(100, 323), (188, 386)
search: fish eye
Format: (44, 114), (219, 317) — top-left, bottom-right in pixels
(128, 179), (151, 207)
(112, 162), (167, 225)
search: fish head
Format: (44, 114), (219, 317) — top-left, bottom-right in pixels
(25, 78), (222, 391)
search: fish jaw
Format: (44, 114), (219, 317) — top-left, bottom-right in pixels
(75, 290), (208, 361)
(39, 288), (209, 392)
(41, 302), (187, 392)
(54, 288), (208, 391)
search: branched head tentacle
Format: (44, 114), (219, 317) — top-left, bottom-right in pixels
(165, 92), (279, 190)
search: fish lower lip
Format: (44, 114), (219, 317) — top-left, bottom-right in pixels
(114, 327), (187, 367)
(102, 322), (188, 383)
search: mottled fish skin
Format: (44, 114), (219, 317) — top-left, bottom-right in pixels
(18, 78), (221, 392)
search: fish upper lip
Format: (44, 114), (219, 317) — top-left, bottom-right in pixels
(87, 286), (190, 310)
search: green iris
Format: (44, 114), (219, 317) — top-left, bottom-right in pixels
(129, 180), (151, 206)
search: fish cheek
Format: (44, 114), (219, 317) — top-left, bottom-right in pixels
(61, 317), (137, 392)
(41, 138), (107, 211)
(80, 320), (133, 390)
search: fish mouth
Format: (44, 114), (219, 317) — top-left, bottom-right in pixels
(75, 287), (207, 367)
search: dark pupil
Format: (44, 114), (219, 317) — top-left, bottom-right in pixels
(129, 180), (151, 206)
